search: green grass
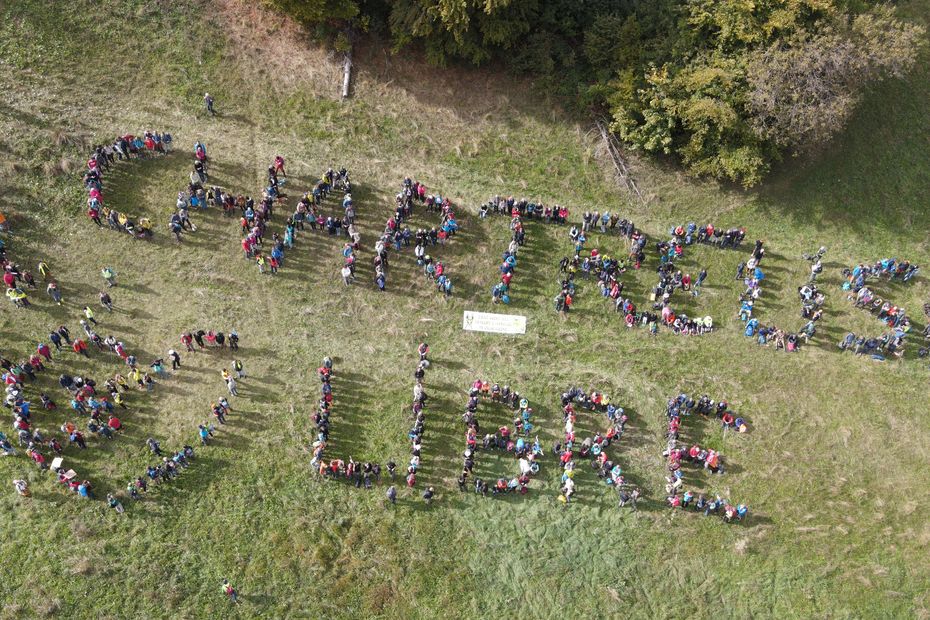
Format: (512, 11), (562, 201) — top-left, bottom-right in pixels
(0, 0), (929, 617)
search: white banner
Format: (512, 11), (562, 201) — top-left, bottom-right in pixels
(462, 310), (527, 335)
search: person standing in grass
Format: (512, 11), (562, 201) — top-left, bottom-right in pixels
(204, 93), (215, 116)
(101, 267), (116, 288)
(284, 223), (294, 249)
(221, 579), (238, 604)
(46, 281), (62, 305)
(107, 493), (124, 513)
(386, 485), (397, 505)
(72, 338), (89, 358)
(57, 325), (72, 345)
(170, 217), (183, 243)
(37, 342), (52, 362)
(696, 268), (707, 288)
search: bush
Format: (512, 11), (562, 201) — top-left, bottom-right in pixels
(746, 7), (926, 153)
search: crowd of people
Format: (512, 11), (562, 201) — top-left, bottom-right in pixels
(795, 247), (827, 343)
(112, 344), (243, 509)
(5, 257), (55, 309)
(375, 178), (458, 295)
(111, 332), (245, 509)
(309, 358), (332, 473)
(836, 257), (914, 359)
(3, 228), (245, 507)
(4, 232), (156, 507)
(166, 142), (212, 243)
(556, 386), (632, 506)
(847, 287), (911, 332)
(838, 331), (907, 358)
(646, 222), (747, 336)
(667, 223), (746, 249)
(2, 315), (156, 502)
(555, 216), (638, 308)
(840, 259), (914, 357)
(237, 159), (358, 279)
(739, 244), (825, 350)
(667, 490), (748, 521)
(491, 210), (525, 304)
(663, 394), (748, 523)
(579, 211), (639, 237)
(83, 131), (174, 238)
(308, 348), (440, 504)
(564, 221), (713, 336)
(735, 240), (772, 341)
(123, 416), (219, 506)
(31, 131), (930, 524)
(553, 216), (717, 335)
(478, 196), (575, 306)
(407, 344), (429, 489)
(311, 357), (394, 492)
(479, 196), (570, 224)
(236, 159), (353, 274)
(461, 380), (540, 496)
(649, 232), (713, 335)
(179, 329), (240, 352)
(843, 258), (920, 286)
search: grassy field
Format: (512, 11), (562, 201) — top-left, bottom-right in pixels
(1, 0), (929, 617)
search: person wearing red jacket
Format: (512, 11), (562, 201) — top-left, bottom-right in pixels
(37, 343), (51, 361)
(87, 203), (102, 226)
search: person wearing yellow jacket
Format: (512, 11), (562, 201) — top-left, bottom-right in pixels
(6, 287), (29, 308)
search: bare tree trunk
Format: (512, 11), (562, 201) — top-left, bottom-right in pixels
(595, 117), (646, 206)
(342, 48), (352, 99)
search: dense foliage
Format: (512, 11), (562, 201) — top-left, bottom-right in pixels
(266, 0), (925, 186)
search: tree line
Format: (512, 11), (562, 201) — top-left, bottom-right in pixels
(266, 0), (925, 186)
